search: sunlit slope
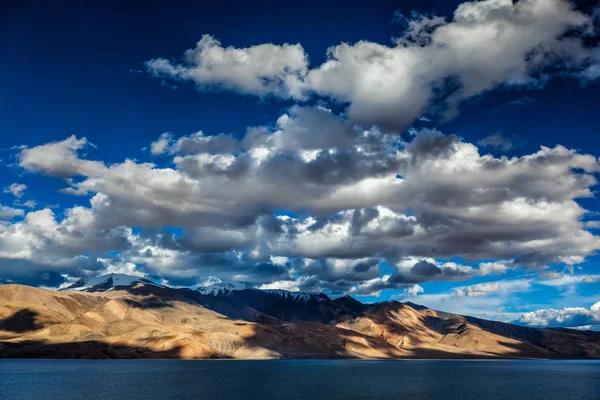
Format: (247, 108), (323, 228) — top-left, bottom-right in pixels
(1, 284), (599, 359)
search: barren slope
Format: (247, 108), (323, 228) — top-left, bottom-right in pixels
(1, 284), (599, 359)
(0, 284), (401, 359)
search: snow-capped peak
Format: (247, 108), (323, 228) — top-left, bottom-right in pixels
(195, 278), (250, 296)
(263, 289), (329, 303)
(61, 273), (156, 292)
(193, 277), (330, 301)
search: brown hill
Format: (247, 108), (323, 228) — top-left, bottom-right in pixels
(1, 283), (599, 359)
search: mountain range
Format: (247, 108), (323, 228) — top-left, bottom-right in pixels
(1, 274), (599, 359)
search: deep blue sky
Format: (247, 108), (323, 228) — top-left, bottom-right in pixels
(3, 1), (599, 159)
(1, 0), (600, 326)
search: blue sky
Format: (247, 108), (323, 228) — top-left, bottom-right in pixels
(2, 0), (600, 328)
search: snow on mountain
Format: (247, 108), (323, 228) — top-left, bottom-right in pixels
(62, 273), (157, 292)
(195, 278), (251, 296)
(263, 290), (329, 303)
(63, 274), (330, 303)
(194, 278), (330, 302)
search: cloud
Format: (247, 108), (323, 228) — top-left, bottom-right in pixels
(452, 279), (531, 297)
(407, 284), (424, 296)
(350, 258), (508, 296)
(389, 272), (598, 320)
(150, 133), (173, 155)
(3, 183), (27, 198)
(516, 301), (600, 328)
(0, 206), (132, 284)
(581, 46), (600, 81)
(537, 273), (600, 287)
(5, 102), (600, 288)
(147, 0), (600, 130)
(257, 280), (302, 292)
(146, 34), (308, 99)
(21, 200), (36, 209)
(3, 184), (38, 212)
(7, 1), (600, 290)
(0, 204), (24, 220)
(96, 258), (146, 277)
(478, 133), (523, 151)
(19, 135), (103, 177)
(1, 1), (599, 303)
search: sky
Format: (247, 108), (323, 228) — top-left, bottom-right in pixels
(2, 0), (600, 329)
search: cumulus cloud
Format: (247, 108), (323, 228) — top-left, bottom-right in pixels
(146, 34), (308, 99)
(0, 204), (24, 220)
(5, 103), (600, 289)
(0, 206), (132, 285)
(350, 259), (508, 296)
(407, 284), (424, 296)
(97, 258), (145, 277)
(19, 135), (103, 177)
(257, 280), (302, 292)
(3, 0), (600, 292)
(310, 0), (596, 130)
(516, 301), (600, 328)
(150, 133), (173, 155)
(147, 0), (600, 130)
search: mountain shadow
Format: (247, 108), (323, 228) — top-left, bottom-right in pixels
(0, 339), (225, 359)
(0, 309), (42, 333)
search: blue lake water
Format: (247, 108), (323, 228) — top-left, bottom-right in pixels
(1, 359), (599, 400)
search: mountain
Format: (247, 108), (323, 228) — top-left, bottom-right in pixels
(195, 279), (251, 296)
(1, 281), (599, 359)
(188, 284), (366, 324)
(262, 290), (330, 303)
(61, 274), (362, 323)
(195, 278), (329, 302)
(61, 273), (160, 292)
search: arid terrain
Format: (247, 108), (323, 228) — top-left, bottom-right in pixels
(1, 280), (599, 359)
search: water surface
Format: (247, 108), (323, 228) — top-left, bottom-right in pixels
(1, 359), (599, 400)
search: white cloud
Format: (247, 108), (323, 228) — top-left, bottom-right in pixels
(4, 1), (600, 291)
(6, 105), (600, 289)
(257, 280), (301, 292)
(19, 135), (103, 177)
(146, 34), (308, 99)
(478, 262), (509, 275)
(537, 274), (600, 287)
(0, 204), (24, 220)
(407, 292), (514, 319)
(150, 132), (173, 155)
(452, 279), (531, 297)
(96, 258), (145, 277)
(310, 0), (596, 129)
(517, 301), (600, 328)
(407, 284), (424, 296)
(0, 206), (132, 283)
(147, 0), (599, 130)
(21, 200), (36, 209)
(3, 183), (27, 198)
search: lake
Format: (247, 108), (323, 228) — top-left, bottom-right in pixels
(1, 359), (599, 400)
